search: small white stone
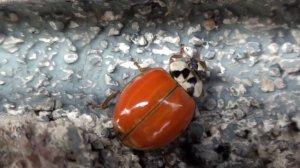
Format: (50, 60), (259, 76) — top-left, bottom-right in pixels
(102, 120), (113, 128)
(189, 36), (204, 46)
(154, 31), (180, 45)
(108, 23), (123, 36)
(90, 26), (101, 33)
(130, 34), (147, 46)
(281, 42), (293, 53)
(107, 64), (117, 73)
(144, 32), (155, 46)
(105, 88), (114, 97)
(64, 53), (79, 64)
(217, 99), (225, 109)
(291, 29), (300, 44)
(88, 55), (102, 66)
(131, 22), (140, 31)
(187, 24), (201, 35)
(260, 79), (275, 92)
(61, 68), (74, 80)
(0, 80), (5, 85)
(136, 48), (144, 54)
(291, 115), (300, 130)
(293, 44), (300, 53)
(273, 78), (286, 89)
(105, 74), (118, 86)
(39, 36), (60, 44)
(117, 43), (130, 54)
(68, 21), (80, 29)
(49, 21), (64, 30)
(152, 46), (175, 56)
(2, 36), (24, 53)
(100, 40), (108, 48)
(267, 43), (279, 54)
(223, 17), (238, 24)
(6, 106), (24, 115)
(122, 73), (129, 80)
(101, 11), (121, 21)
(108, 28), (120, 36)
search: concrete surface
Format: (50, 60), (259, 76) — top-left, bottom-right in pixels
(0, 0), (299, 167)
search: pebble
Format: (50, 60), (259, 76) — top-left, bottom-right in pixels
(279, 58), (300, 74)
(131, 22), (140, 31)
(130, 34), (147, 46)
(152, 46), (176, 56)
(9, 13), (18, 22)
(101, 11), (121, 21)
(122, 73), (129, 80)
(281, 42), (293, 53)
(102, 120), (114, 129)
(223, 17), (238, 24)
(0, 80), (5, 85)
(189, 36), (205, 46)
(267, 43), (279, 54)
(203, 10), (214, 19)
(144, 32), (155, 44)
(293, 44), (300, 53)
(291, 114), (300, 130)
(88, 55), (102, 66)
(64, 52), (79, 64)
(100, 40), (108, 49)
(260, 79), (275, 92)
(105, 74), (118, 86)
(273, 78), (286, 89)
(108, 23), (123, 36)
(136, 48), (144, 54)
(2, 36), (24, 53)
(49, 21), (64, 31)
(269, 64), (282, 77)
(204, 50), (216, 60)
(187, 24), (201, 35)
(204, 98), (217, 110)
(116, 43), (130, 54)
(154, 31), (180, 45)
(217, 99), (225, 109)
(107, 64), (117, 73)
(291, 29), (300, 44)
(68, 21), (80, 29)
(233, 52), (247, 60)
(244, 42), (261, 56)
(203, 19), (217, 31)
(34, 98), (55, 111)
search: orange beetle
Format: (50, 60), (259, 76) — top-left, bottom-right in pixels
(91, 46), (207, 150)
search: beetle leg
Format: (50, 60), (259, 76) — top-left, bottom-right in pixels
(88, 90), (120, 109)
(130, 58), (148, 72)
(169, 45), (185, 64)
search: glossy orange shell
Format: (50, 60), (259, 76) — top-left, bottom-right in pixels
(113, 68), (195, 150)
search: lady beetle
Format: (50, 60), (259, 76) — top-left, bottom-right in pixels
(90, 46), (207, 150)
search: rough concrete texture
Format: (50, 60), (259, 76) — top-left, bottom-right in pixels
(0, 0), (299, 167)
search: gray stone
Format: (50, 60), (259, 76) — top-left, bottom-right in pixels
(243, 42), (261, 56)
(64, 52), (79, 64)
(204, 50), (216, 60)
(281, 42), (293, 53)
(279, 58), (300, 74)
(260, 79), (275, 92)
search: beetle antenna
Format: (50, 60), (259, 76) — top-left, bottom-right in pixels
(179, 44), (184, 55)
